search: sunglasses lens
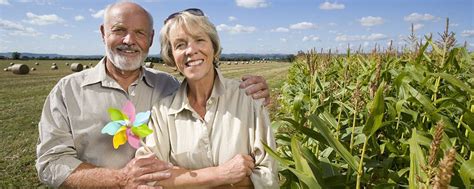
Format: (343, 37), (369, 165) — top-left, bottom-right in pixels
(164, 8), (204, 24)
(184, 8), (204, 16)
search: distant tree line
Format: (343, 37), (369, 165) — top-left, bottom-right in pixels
(1, 52), (296, 62)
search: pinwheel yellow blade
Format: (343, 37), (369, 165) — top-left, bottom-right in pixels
(113, 126), (127, 149)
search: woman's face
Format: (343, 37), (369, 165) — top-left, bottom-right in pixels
(169, 25), (215, 82)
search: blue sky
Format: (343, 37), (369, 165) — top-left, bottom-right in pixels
(0, 0), (473, 55)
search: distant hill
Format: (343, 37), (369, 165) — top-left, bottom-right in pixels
(0, 52), (103, 59)
(0, 52), (293, 60)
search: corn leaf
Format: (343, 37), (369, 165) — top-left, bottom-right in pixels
(363, 82), (385, 138)
(429, 72), (474, 95)
(462, 111), (474, 131)
(408, 129), (427, 189)
(282, 118), (329, 146)
(291, 137), (322, 188)
(460, 158), (474, 187)
(321, 111), (339, 130)
(309, 114), (359, 170)
(262, 141), (293, 167)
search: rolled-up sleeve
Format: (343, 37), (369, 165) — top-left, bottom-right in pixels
(36, 80), (82, 187)
(250, 101), (279, 189)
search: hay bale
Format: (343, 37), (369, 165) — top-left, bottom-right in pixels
(65, 63), (69, 66)
(52, 62), (56, 66)
(144, 62), (154, 68)
(31, 67), (36, 71)
(35, 62), (39, 65)
(11, 64), (30, 74)
(51, 65), (58, 70)
(70, 63), (83, 72)
(10, 62), (14, 66)
(3, 68), (8, 71)
(84, 65), (89, 69)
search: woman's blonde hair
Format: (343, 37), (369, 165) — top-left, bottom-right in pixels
(160, 11), (222, 67)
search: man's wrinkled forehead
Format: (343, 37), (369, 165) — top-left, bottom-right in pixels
(104, 2), (153, 28)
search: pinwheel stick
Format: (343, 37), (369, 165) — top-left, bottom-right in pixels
(140, 140), (154, 154)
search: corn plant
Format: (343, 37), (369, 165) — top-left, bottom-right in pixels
(266, 24), (474, 188)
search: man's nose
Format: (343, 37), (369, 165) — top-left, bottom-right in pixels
(122, 32), (136, 45)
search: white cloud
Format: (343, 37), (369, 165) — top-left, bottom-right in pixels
(50, 34), (72, 39)
(271, 27), (289, 32)
(228, 16), (237, 22)
(74, 15), (84, 21)
(18, 0), (55, 5)
(328, 22), (337, 26)
(216, 24), (256, 34)
(336, 35), (362, 42)
(404, 13), (436, 22)
(0, 0), (10, 5)
(290, 22), (317, 30)
(24, 12), (65, 25)
(319, 2), (345, 10)
(461, 30), (474, 37)
(359, 16), (384, 27)
(413, 23), (424, 31)
(92, 9), (105, 19)
(0, 18), (40, 36)
(335, 33), (387, 42)
(367, 33), (387, 41)
(235, 0), (268, 8)
(280, 38), (287, 42)
(302, 35), (320, 42)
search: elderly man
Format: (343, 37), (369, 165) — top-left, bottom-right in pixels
(36, 2), (270, 188)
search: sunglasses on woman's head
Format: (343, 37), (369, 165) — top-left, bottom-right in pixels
(164, 8), (205, 24)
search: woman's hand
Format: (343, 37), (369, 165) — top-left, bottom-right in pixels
(215, 154), (255, 185)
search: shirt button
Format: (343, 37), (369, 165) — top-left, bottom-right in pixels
(207, 99), (213, 105)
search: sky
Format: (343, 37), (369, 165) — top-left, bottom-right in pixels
(0, 0), (473, 55)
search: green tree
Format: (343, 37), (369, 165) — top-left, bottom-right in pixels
(11, 52), (21, 60)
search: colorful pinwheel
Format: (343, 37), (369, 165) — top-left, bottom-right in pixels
(101, 100), (153, 149)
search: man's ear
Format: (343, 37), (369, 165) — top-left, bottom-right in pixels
(100, 25), (105, 43)
(149, 29), (155, 47)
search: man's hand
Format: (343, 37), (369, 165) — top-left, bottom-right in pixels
(215, 154), (255, 185)
(120, 154), (173, 188)
(240, 75), (270, 106)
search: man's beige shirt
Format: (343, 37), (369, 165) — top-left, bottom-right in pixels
(36, 58), (179, 187)
(137, 69), (278, 188)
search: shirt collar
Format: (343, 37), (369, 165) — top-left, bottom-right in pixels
(168, 68), (226, 115)
(81, 57), (153, 88)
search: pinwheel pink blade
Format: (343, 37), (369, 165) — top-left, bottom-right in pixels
(122, 100), (136, 123)
(126, 129), (140, 149)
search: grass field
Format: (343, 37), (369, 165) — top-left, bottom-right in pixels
(0, 59), (290, 187)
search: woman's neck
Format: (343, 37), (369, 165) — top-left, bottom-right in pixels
(187, 69), (216, 118)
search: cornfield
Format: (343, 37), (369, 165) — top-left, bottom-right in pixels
(266, 22), (474, 188)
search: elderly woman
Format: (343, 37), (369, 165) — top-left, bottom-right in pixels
(136, 8), (278, 188)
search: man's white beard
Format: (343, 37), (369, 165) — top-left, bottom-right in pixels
(105, 45), (148, 71)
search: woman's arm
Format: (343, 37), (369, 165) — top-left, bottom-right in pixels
(156, 154), (255, 188)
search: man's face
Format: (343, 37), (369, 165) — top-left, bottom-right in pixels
(101, 3), (154, 71)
